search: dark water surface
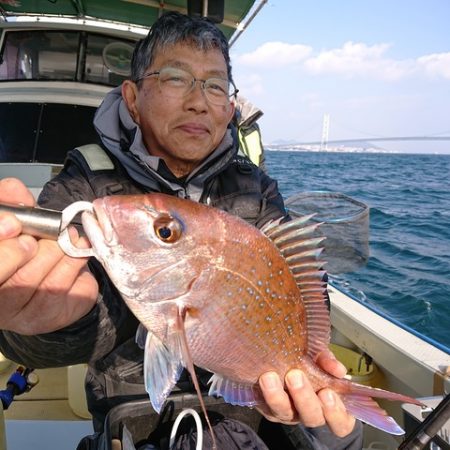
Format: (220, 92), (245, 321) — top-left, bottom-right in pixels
(265, 150), (450, 348)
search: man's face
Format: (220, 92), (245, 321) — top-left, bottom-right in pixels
(122, 42), (235, 177)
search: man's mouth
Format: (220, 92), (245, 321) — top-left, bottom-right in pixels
(178, 123), (209, 135)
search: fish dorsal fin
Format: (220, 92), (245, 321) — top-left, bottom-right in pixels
(263, 216), (331, 360)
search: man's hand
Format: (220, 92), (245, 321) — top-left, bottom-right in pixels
(257, 349), (356, 438)
(0, 178), (99, 335)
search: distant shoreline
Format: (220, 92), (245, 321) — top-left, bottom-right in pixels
(265, 147), (450, 156)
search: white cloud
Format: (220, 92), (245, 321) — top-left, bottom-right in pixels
(236, 41), (312, 67)
(303, 41), (415, 81)
(234, 41), (450, 84)
(417, 52), (450, 80)
(234, 73), (264, 97)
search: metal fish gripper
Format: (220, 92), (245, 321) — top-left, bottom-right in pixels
(0, 201), (96, 257)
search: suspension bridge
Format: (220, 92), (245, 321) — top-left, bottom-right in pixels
(269, 114), (450, 150)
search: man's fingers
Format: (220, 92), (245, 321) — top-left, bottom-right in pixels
(64, 268), (99, 319)
(316, 349), (347, 378)
(0, 235), (38, 283)
(286, 369), (326, 428)
(0, 178), (36, 206)
(318, 388), (356, 437)
(259, 371), (295, 423)
(0, 213), (22, 239)
(2, 239), (66, 303)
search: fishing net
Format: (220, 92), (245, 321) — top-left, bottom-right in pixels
(285, 192), (370, 274)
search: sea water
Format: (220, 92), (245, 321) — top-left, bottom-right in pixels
(265, 150), (450, 349)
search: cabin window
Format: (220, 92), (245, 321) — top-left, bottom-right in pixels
(0, 31), (79, 81)
(0, 30), (135, 86)
(85, 35), (134, 85)
(0, 103), (98, 164)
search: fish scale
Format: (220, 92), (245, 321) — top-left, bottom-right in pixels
(79, 192), (423, 435)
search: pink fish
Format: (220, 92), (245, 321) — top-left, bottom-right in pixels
(80, 193), (421, 435)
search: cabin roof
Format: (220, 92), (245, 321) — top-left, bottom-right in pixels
(0, 0), (259, 41)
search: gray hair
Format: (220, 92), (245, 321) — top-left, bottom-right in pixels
(131, 11), (233, 86)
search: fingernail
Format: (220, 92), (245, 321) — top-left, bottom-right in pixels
(322, 390), (336, 407)
(0, 215), (19, 238)
(260, 372), (282, 390)
(286, 370), (304, 389)
(337, 360), (347, 373)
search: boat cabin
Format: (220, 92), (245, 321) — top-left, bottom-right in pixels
(0, 0), (260, 195)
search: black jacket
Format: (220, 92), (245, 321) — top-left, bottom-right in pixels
(0, 139), (287, 430)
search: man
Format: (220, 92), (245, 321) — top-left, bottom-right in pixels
(0, 12), (361, 449)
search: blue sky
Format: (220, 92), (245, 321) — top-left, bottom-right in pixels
(230, 0), (450, 153)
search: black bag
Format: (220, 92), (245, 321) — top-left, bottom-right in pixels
(76, 396), (267, 450)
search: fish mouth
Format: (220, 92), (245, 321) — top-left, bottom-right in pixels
(81, 199), (117, 252)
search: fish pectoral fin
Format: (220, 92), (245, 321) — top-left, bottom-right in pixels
(342, 394), (405, 435)
(208, 374), (263, 407)
(143, 327), (184, 413)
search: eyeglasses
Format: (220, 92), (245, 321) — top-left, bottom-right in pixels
(135, 66), (238, 106)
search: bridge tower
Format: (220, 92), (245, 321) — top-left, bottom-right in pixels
(320, 113), (330, 150)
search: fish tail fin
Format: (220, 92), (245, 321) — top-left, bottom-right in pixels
(342, 394), (405, 435)
(340, 382), (423, 435)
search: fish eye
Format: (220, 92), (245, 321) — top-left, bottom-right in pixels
(154, 215), (182, 243)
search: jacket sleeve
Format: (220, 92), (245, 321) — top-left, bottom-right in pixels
(282, 421), (364, 450)
(0, 160), (135, 368)
(254, 169), (289, 230)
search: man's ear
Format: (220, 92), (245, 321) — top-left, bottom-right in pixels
(227, 100), (236, 123)
(122, 80), (140, 124)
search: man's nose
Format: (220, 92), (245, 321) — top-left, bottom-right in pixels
(185, 80), (209, 108)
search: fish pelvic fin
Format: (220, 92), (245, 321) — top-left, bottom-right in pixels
(143, 327), (184, 413)
(264, 215), (331, 359)
(208, 374), (263, 407)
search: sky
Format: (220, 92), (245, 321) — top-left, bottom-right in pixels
(229, 0), (450, 153)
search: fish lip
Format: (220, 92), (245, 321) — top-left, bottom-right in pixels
(82, 199), (117, 247)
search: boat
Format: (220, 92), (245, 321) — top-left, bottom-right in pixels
(1, 1), (449, 449)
